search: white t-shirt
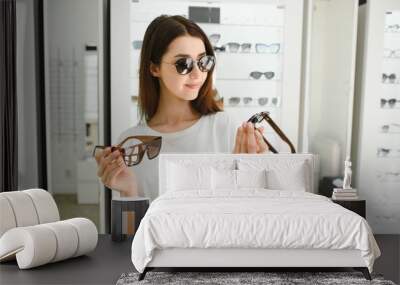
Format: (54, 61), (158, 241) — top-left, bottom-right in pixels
(114, 111), (237, 201)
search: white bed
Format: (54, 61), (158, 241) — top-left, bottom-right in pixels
(131, 154), (380, 280)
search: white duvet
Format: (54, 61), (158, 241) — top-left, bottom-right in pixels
(131, 190), (380, 273)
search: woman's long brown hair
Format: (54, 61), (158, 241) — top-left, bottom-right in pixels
(138, 15), (222, 122)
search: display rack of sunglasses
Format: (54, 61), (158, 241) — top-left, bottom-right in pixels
(208, 27), (285, 129)
(214, 50), (284, 56)
(224, 96), (281, 108)
(375, 16), (400, 181)
(218, 77), (280, 81)
(131, 19), (285, 28)
(212, 43), (283, 55)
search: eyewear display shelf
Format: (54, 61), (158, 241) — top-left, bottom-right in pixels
(354, 0), (400, 234)
(127, 0), (304, 153)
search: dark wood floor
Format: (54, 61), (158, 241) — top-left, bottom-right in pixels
(0, 235), (398, 285)
(373, 235), (400, 284)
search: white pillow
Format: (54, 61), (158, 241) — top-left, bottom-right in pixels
(266, 161), (309, 191)
(212, 168), (237, 190)
(236, 169), (267, 188)
(167, 162), (212, 191)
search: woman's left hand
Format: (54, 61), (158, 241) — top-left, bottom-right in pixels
(233, 122), (269, 154)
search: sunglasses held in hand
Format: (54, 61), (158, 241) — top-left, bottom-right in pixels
(93, 136), (162, 166)
(248, 112), (296, 154)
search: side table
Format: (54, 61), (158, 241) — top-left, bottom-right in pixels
(111, 197), (150, 241)
(332, 199), (366, 218)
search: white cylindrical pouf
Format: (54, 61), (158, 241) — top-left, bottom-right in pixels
(64, 218), (98, 257)
(42, 221), (79, 262)
(0, 226), (57, 269)
(24, 189), (60, 223)
(1, 192), (39, 227)
(0, 196), (17, 237)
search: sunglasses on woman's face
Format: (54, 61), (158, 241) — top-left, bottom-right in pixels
(93, 136), (162, 166)
(171, 55), (216, 75)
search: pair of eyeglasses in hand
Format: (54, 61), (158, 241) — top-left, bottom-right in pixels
(93, 136), (162, 166)
(248, 111), (296, 154)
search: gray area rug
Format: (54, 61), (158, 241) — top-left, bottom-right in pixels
(116, 271), (396, 285)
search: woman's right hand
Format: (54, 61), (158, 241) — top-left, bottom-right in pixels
(233, 122), (269, 154)
(94, 147), (138, 197)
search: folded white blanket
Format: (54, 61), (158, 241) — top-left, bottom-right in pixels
(131, 189), (381, 273)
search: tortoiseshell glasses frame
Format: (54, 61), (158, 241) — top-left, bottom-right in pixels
(93, 136), (162, 166)
(248, 112), (296, 154)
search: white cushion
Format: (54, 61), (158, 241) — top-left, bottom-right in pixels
(167, 162), (212, 191)
(237, 159), (310, 191)
(265, 162), (309, 191)
(0, 218), (97, 269)
(237, 169), (267, 188)
(212, 168), (237, 190)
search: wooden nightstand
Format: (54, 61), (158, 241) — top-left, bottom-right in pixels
(332, 199), (366, 218)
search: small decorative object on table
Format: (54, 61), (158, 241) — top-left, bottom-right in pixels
(331, 157), (366, 218)
(111, 197), (150, 242)
(332, 157), (359, 200)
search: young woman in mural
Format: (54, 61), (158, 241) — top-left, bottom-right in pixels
(95, 15), (268, 199)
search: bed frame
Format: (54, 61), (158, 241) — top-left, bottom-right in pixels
(138, 154), (372, 281)
(139, 248), (371, 280)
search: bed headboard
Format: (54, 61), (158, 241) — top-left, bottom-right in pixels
(159, 153), (317, 195)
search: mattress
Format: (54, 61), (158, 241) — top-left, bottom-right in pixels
(131, 189), (381, 273)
